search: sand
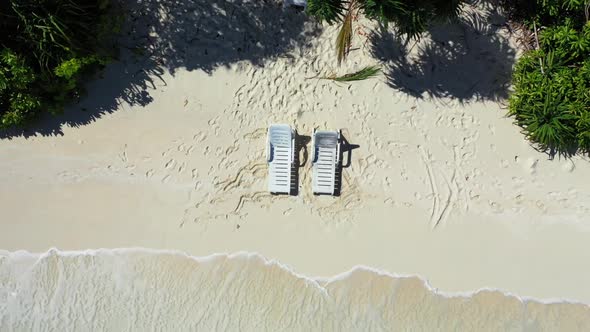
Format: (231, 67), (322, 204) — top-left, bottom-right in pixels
(1, 250), (590, 330)
(1, 0), (590, 329)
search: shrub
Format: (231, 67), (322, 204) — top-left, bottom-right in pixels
(507, 1), (590, 155)
(0, 0), (121, 129)
(0, 49), (40, 127)
(307, 0), (466, 64)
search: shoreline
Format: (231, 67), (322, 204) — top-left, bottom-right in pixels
(2, 248), (590, 329)
(3, 247), (590, 307)
(2, 1), (590, 326)
(2, 63), (590, 304)
(2, 197), (590, 304)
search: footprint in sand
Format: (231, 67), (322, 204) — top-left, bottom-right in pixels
(177, 161), (186, 174)
(400, 170), (409, 181)
(489, 201), (503, 213)
(488, 124), (496, 135)
(185, 145), (195, 156)
(193, 132), (207, 143)
(536, 200), (547, 213)
(524, 158), (538, 174)
(164, 159), (176, 170)
(384, 177), (392, 187)
(194, 181), (202, 190)
(384, 198), (394, 205)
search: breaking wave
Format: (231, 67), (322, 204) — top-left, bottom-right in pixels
(0, 249), (589, 330)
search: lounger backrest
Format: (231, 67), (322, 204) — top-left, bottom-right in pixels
(267, 124), (294, 194)
(312, 130), (340, 195)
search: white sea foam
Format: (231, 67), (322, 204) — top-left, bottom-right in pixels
(1, 248), (589, 331)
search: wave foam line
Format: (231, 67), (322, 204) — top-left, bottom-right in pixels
(2, 247), (588, 307)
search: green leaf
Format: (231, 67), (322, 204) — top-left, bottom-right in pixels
(307, 0), (347, 24)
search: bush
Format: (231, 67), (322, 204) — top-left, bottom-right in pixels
(0, 0), (121, 129)
(507, 1), (590, 155)
(307, 0), (466, 64)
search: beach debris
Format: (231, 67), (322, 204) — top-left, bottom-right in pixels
(318, 65), (380, 82)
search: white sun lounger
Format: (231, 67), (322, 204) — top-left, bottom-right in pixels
(312, 129), (341, 195)
(266, 124), (295, 194)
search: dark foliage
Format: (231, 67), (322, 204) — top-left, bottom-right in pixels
(505, 0), (590, 155)
(2, 0), (320, 137)
(371, 6), (515, 102)
(0, 0), (121, 129)
(307, 0), (346, 24)
(307, 0), (467, 64)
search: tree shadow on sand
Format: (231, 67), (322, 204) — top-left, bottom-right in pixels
(371, 5), (516, 103)
(1, 0), (320, 139)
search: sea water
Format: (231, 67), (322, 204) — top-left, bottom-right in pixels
(0, 249), (588, 331)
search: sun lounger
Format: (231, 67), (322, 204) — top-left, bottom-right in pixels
(312, 129), (341, 195)
(267, 124), (295, 194)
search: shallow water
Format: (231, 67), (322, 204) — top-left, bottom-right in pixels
(0, 249), (588, 331)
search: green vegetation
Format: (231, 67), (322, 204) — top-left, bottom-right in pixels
(506, 0), (590, 154)
(0, 0), (121, 129)
(1, 0), (587, 157)
(322, 65), (381, 82)
(307, 0), (466, 64)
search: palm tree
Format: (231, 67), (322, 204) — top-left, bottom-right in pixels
(307, 0), (466, 64)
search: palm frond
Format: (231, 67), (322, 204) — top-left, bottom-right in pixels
(323, 65), (381, 82)
(432, 0), (465, 22)
(307, 0), (347, 24)
(361, 0), (406, 25)
(336, 7), (354, 65)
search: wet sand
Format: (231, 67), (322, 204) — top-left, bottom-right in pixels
(1, 1), (590, 329)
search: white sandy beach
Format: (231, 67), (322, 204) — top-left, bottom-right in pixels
(1, 0), (590, 329)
